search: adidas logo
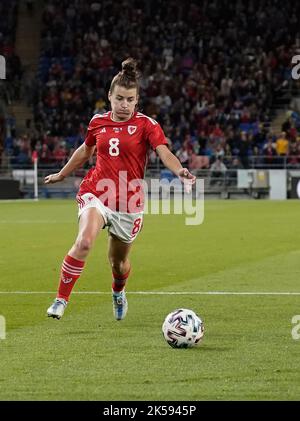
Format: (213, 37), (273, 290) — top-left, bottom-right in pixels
(100, 128), (106, 133)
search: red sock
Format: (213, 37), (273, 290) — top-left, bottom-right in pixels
(57, 255), (85, 301)
(112, 268), (131, 292)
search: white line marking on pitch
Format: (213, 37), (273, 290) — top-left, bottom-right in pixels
(0, 291), (300, 296)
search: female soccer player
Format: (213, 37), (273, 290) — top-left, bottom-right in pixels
(45, 58), (196, 321)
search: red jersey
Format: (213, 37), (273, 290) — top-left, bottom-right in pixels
(78, 111), (168, 212)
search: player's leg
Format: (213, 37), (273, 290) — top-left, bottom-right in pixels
(47, 208), (105, 319)
(68, 207), (105, 260)
(108, 233), (132, 320)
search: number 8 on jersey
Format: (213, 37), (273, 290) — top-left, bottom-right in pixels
(109, 138), (120, 156)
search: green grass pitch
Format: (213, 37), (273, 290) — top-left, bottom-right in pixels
(0, 199), (300, 400)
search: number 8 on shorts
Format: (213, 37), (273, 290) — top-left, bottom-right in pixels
(131, 218), (142, 236)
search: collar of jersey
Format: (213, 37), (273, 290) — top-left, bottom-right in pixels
(109, 111), (137, 124)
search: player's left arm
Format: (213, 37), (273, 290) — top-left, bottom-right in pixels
(156, 144), (196, 185)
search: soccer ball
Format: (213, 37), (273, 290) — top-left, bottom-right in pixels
(162, 308), (204, 348)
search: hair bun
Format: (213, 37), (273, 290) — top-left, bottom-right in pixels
(121, 58), (139, 79)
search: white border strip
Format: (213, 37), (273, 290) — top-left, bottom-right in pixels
(0, 291), (300, 296)
(0, 199), (39, 203)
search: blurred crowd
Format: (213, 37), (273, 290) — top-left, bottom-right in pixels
(0, 0), (22, 104)
(2, 0), (300, 171)
(0, 0), (21, 164)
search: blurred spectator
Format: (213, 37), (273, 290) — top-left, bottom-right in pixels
(263, 137), (277, 168)
(238, 132), (250, 169)
(39, 143), (53, 166)
(287, 141), (300, 168)
(210, 157), (227, 186)
(175, 145), (189, 166)
(53, 143), (67, 166)
(188, 153), (210, 171)
(275, 131), (289, 166)
(226, 157), (244, 186)
(250, 146), (264, 168)
(26, 0), (34, 13)
(275, 132), (289, 156)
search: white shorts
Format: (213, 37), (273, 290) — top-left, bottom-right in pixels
(76, 193), (144, 244)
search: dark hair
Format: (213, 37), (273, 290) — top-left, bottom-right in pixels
(109, 58), (140, 94)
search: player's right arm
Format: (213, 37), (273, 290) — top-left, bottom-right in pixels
(44, 143), (95, 184)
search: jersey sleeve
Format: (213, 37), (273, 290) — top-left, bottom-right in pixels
(84, 129), (96, 146)
(84, 116), (101, 146)
(146, 119), (169, 150)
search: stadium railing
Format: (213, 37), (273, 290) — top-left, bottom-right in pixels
(1, 155), (300, 199)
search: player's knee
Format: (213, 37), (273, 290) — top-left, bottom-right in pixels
(109, 258), (128, 274)
(75, 237), (93, 253)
